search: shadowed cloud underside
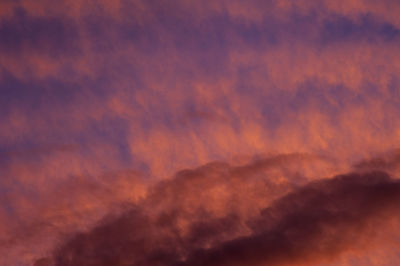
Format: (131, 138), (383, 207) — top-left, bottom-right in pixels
(1, 0), (400, 265)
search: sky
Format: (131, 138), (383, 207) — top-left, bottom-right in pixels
(1, 0), (400, 265)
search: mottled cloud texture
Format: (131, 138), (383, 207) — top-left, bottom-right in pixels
(1, 0), (400, 265)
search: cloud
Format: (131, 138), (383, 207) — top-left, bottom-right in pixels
(0, 7), (80, 56)
(320, 14), (400, 44)
(1, 1), (400, 264)
(37, 169), (400, 266)
(183, 171), (400, 266)
(353, 149), (400, 177)
(0, 167), (147, 266)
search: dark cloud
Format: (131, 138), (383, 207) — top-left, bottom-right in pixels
(320, 14), (400, 44)
(0, 143), (78, 168)
(0, 70), (81, 118)
(2, 1), (400, 265)
(39, 169), (400, 266)
(0, 7), (80, 56)
(183, 171), (400, 266)
(354, 149), (400, 172)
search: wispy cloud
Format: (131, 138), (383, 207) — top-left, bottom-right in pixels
(1, 0), (400, 265)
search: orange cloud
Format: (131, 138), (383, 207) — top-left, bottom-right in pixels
(1, 0), (400, 264)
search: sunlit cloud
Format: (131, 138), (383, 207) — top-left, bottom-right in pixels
(0, 0), (400, 265)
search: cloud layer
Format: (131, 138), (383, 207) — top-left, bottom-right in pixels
(0, 0), (400, 265)
(40, 170), (400, 266)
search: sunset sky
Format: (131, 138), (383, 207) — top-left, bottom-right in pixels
(1, 1), (400, 265)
